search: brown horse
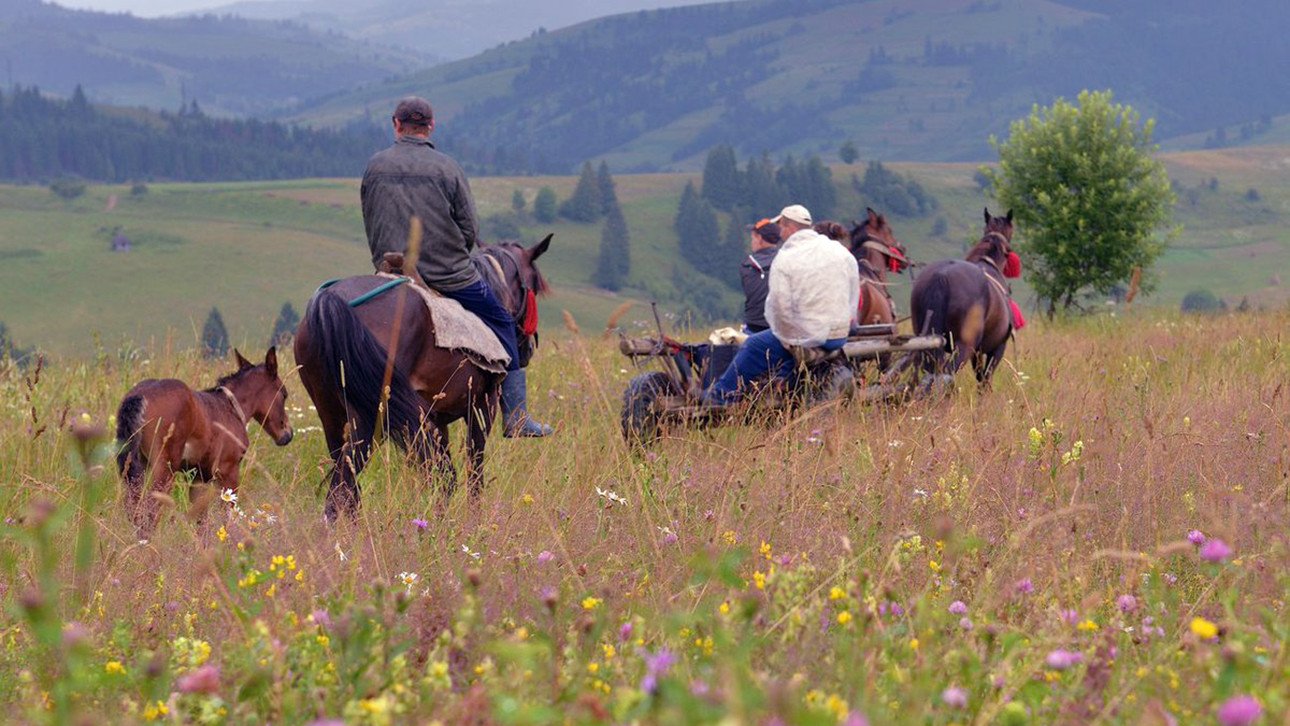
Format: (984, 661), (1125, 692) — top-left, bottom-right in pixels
(293, 236), (551, 521)
(115, 347), (293, 536)
(899, 208), (1017, 388)
(848, 207), (912, 326)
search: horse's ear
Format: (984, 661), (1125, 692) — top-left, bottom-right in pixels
(983, 207), (992, 225)
(866, 207), (880, 222)
(264, 346), (278, 377)
(1005, 209), (1014, 224)
(234, 349), (253, 370)
(528, 233), (553, 262)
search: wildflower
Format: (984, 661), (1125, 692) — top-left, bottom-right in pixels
(759, 541), (772, 559)
(640, 648), (677, 694)
(844, 713), (870, 726)
(618, 621), (633, 641)
(1190, 617), (1219, 640)
(959, 618), (973, 631)
(143, 700), (169, 721)
(1027, 427), (1044, 457)
(220, 488), (238, 504)
(334, 543), (347, 562)
(659, 526), (679, 544)
(753, 571), (767, 590)
(520, 493), (534, 505)
(1217, 695), (1262, 726)
(104, 661), (126, 675)
(948, 600), (968, 615)
(595, 486), (628, 506)
(1045, 649), (1084, 670)
(1117, 594), (1138, 613)
(909, 638), (920, 651)
(722, 530), (737, 545)
(1015, 578), (1034, 595)
(398, 572), (419, 593)
(581, 596), (602, 611)
(537, 550), (555, 564)
(718, 601), (730, 616)
(461, 544), (481, 559)
(1077, 619), (1100, 632)
(1199, 539), (1232, 563)
(941, 686), (968, 708)
(176, 665), (221, 695)
(411, 518), (428, 532)
(1186, 529), (1206, 546)
(837, 611), (853, 625)
(829, 586), (847, 601)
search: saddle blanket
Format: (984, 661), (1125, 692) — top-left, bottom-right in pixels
(375, 273), (510, 374)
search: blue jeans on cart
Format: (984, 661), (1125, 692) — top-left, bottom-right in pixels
(442, 280), (520, 372)
(703, 329), (845, 405)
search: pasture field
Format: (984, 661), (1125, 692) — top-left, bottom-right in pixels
(3, 146), (1290, 358)
(0, 310), (1287, 724)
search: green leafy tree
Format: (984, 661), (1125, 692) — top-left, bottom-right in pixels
(511, 189), (527, 213)
(533, 187), (558, 223)
(269, 302), (300, 347)
(985, 90), (1177, 316)
(593, 206), (631, 291)
(49, 177), (87, 201)
(201, 307), (230, 360)
(558, 162), (603, 222)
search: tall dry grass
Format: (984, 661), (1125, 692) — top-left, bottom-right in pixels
(0, 310), (1286, 724)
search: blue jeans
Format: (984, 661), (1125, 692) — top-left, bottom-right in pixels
(703, 330), (845, 405)
(442, 280), (520, 371)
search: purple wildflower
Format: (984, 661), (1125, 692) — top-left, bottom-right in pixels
(843, 713), (870, 726)
(536, 550), (555, 564)
(1216, 695), (1262, 726)
(1116, 594), (1138, 613)
(1186, 529), (1206, 546)
(176, 665), (221, 695)
(411, 517), (429, 532)
(1163, 572), (1178, 586)
(948, 600), (968, 615)
(1014, 578), (1034, 595)
(959, 617), (974, 631)
(641, 648), (677, 694)
(311, 609), (332, 629)
(662, 531), (679, 545)
(941, 686), (968, 709)
(1059, 609), (1080, 626)
(890, 602), (905, 617)
(1045, 649), (1084, 670)
(1200, 539), (1233, 563)
(690, 680), (710, 696)
(618, 621), (633, 642)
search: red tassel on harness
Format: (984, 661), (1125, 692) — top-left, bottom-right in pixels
(1008, 298), (1026, 330)
(888, 256), (903, 273)
(521, 289), (539, 337)
(1003, 251), (1022, 279)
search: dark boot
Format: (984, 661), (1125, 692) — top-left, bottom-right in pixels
(500, 369), (553, 438)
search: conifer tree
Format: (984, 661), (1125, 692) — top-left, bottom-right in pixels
(701, 145), (742, 211)
(269, 302), (300, 347)
(533, 187), (558, 223)
(201, 307), (230, 360)
(558, 162), (603, 222)
(675, 182), (721, 274)
(596, 161), (620, 217)
(593, 205), (631, 291)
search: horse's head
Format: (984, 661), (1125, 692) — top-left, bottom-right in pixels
(983, 207), (1014, 241)
(850, 207), (911, 274)
(229, 347), (293, 446)
(478, 234), (553, 337)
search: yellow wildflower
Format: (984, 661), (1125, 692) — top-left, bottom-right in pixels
(929, 560), (942, 574)
(1077, 619), (1100, 632)
(143, 701), (169, 722)
(719, 601), (731, 615)
(722, 530), (737, 545)
(837, 611), (853, 625)
(216, 526), (228, 543)
(753, 571), (767, 590)
(602, 643), (616, 660)
(909, 638), (920, 651)
(587, 662), (599, 674)
(1190, 617), (1218, 640)
(581, 596), (602, 611)
(759, 541), (772, 560)
(829, 586), (846, 601)
(104, 661), (126, 675)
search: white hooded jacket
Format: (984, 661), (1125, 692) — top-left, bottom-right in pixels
(765, 229), (860, 347)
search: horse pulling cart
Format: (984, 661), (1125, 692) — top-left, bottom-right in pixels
(618, 318), (945, 444)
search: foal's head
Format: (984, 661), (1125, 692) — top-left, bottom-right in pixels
(224, 347), (293, 446)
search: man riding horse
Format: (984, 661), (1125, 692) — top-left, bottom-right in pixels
(361, 96), (552, 437)
(703, 204), (860, 405)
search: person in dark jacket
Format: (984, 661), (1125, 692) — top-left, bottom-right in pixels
(739, 218), (782, 333)
(361, 97), (552, 437)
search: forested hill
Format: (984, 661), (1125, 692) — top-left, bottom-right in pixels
(293, 0), (1290, 173)
(0, 0), (432, 117)
(0, 87), (386, 182)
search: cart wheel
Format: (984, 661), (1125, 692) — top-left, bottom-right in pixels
(622, 372), (681, 445)
(808, 361), (856, 406)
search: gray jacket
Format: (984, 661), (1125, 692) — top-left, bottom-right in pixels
(361, 135), (481, 291)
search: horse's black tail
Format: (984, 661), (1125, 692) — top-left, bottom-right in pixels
(115, 394), (146, 480)
(300, 290), (427, 450)
(910, 271), (953, 374)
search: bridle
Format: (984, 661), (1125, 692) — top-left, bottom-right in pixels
(482, 244), (538, 338)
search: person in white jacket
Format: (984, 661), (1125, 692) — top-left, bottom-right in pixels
(704, 204), (860, 405)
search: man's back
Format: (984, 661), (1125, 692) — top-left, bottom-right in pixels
(766, 230), (860, 347)
(361, 136), (480, 292)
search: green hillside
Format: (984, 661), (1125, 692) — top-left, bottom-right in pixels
(2, 146), (1288, 357)
(291, 0), (1290, 172)
(0, 0), (431, 116)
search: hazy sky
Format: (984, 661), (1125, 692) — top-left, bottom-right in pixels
(55, 0), (215, 15)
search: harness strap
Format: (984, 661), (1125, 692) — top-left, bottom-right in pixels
(346, 277), (410, 308)
(217, 386), (247, 426)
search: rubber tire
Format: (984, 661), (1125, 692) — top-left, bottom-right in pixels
(621, 371), (682, 445)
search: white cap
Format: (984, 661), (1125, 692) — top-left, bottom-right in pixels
(772, 204), (812, 226)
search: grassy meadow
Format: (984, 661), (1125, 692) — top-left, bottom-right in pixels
(3, 146), (1290, 358)
(0, 308), (1287, 724)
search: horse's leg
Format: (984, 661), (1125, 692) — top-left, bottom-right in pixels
(975, 337), (1009, 389)
(322, 406), (371, 523)
(137, 447), (179, 539)
(427, 420), (457, 497)
(464, 387), (498, 500)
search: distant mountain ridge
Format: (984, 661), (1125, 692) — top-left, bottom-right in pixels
(0, 0), (436, 116)
(289, 0), (1290, 172)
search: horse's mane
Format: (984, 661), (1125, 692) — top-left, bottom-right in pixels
(478, 241), (552, 296)
(471, 247), (514, 312)
(209, 365), (252, 392)
(965, 232), (1008, 265)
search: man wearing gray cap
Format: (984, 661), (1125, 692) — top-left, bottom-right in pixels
(361, 96), (552, 436)
(704, 204), (860, 405)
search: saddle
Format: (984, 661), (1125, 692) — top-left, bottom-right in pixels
(374, 253), (510, 372)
